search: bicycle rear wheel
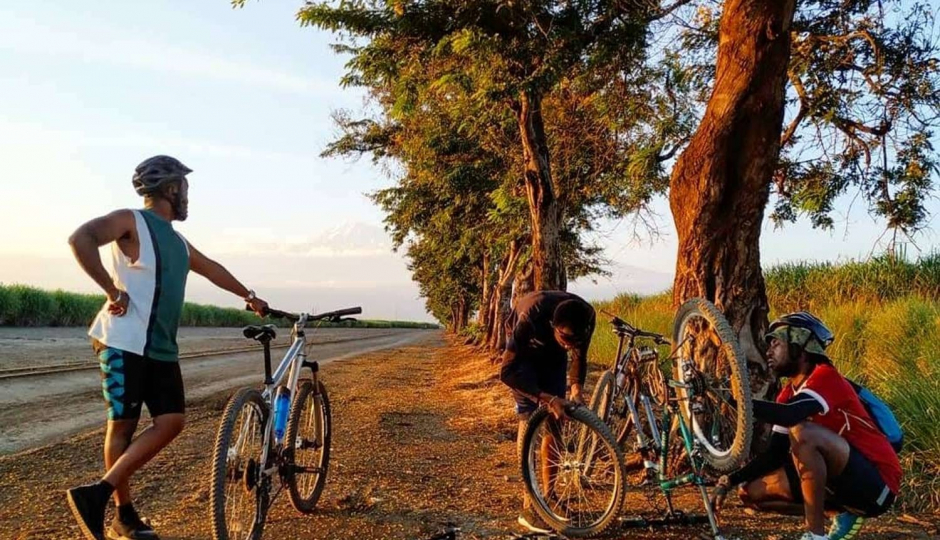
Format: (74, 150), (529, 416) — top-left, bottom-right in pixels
(285, 380), (331, 513)
(521, 405), (625, 537)
(210, 388), (269, 540)
(671, 298), (752, 473)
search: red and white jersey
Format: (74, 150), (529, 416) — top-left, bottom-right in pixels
(775, 363), (901, 493)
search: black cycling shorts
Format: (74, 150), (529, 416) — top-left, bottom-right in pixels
(511, 356), (567, 416)
(96, 345), (185, 420)
(784, 445), (895, 517)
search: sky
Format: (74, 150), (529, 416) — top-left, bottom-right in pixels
(0, 1), (937, 323)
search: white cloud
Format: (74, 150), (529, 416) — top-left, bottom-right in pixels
(0, 15), (335, 96)
(0, 119), (319, 166)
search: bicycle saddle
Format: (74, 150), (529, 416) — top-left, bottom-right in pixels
(243, 324), (277, 341)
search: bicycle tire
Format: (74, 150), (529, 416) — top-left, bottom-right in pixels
(587, 369), (615, 422)
(582, 370), (615, 475)
(210, 387), (269, 540)
(521, 405), (626, 537)
(285, 380), (332, 513)
(671, 298), (753, 473)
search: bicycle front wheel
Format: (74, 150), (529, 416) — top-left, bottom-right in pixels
(285, 380), (332, 513)
(521, 405), (625, 537)
(672, 298), (753, 473)
(210, 387), (269, 540)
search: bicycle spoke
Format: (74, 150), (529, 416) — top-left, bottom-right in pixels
(528, 410), (621, 533)
(221, 401), (264, 540)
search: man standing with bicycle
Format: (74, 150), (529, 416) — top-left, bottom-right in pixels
(66, 155), (269, 540)
(498, 290), (596, 533)
(712, 312), (901, 540)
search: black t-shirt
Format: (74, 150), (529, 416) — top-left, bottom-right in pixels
(501, 291), (595, 397)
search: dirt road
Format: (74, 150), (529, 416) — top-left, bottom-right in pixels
(0, 327), (398, 370)
(0, 328), (429, 455)
(0, 335), (935, 539)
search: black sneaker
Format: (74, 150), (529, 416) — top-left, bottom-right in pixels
(66, 483), (111, 540)
(517, 507), (552, 534)
(106, 512), (160, 540)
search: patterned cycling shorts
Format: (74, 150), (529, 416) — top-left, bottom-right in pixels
(97, 345), (185, 420)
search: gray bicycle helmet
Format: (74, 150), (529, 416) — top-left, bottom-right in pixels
(132, 155), (192, 195)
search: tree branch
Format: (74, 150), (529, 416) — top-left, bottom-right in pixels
(647, 0), (696, 22)
(833, 116), (891, 137)
(657, 139), (688, 162)
(782, 72), (809, 147)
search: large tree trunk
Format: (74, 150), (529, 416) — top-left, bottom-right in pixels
(669, 0), (797, 388)
(457, 298), (469, 334)
(515, 90), (566, 291)
(511, 259), (535, 307)
(487, 240), (522, 351)
(478, 250), (492, 331)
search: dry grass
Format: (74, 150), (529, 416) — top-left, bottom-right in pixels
(441, 337), (516, 440)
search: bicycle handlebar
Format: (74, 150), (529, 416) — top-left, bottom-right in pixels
(246, 305), (363, 323)
(601, 309), (670, 345)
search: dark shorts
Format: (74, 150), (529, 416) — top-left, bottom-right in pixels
(97, 346), (185, 420)
(784, 445), (896, 517)
(511, 357), (567, 416)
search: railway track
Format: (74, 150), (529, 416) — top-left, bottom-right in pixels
(0, 333), (391, 380)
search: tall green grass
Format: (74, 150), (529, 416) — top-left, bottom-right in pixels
(590, 254), (940, 512)
(0, 284), (439, 329)
(765, 252), (940, 312)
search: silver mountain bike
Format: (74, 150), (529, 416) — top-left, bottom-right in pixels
(209, 305), (360, 540)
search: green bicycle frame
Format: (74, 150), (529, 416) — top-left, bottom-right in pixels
(656, 400), (708, 491)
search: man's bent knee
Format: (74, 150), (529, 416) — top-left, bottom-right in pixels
(788, 422), (824, 451)
(154, 413), (185, 438)
(107, 419), (139, 443)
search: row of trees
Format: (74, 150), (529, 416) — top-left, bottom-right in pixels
(249, 0), (940, 377)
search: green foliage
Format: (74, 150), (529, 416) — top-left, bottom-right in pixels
(764, 252), (940, 312)
(672, 0), (940, 237)
(307, 0), (698, 329)
(0, 284), (437, 329)
(0, 285), (60, 326)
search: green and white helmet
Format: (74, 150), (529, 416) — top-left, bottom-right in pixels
(764, 311), (834, 356)
(132, 155), (192, 196)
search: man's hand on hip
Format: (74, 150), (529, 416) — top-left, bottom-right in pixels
(107, 290), (130, 317)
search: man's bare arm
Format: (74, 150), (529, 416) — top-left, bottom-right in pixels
(189, 243), (268, 315)
(68, 210), (136, 301)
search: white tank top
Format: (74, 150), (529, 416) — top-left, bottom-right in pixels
(88, 210), (190, 360)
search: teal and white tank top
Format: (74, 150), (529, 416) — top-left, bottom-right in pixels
(89, 209), (190, 362)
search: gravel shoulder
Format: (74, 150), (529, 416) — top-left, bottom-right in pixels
(0, 336), (936, 540)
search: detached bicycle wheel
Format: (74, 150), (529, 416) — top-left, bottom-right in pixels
(521, 405), (626, 537)
(671, 298), (753, 473)
(285, 380), (331, 513)
(210, 388), (269, 540)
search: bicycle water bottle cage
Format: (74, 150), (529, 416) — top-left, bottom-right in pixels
(243, 324), (277, 342)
